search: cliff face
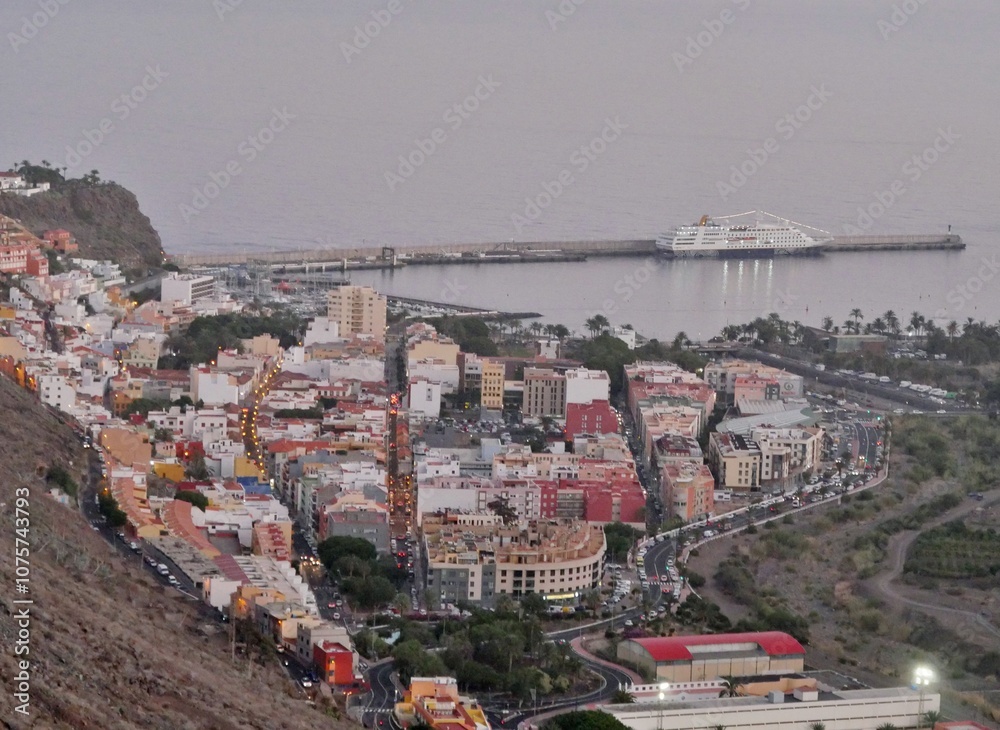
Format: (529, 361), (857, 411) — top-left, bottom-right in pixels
(0, 377), (347, 730)
(0, 181), (164, 271)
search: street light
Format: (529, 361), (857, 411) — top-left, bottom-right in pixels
(913, 665), (934, 729)
(657, 681), (669, 730)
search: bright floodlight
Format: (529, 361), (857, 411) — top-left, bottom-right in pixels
(658, 692), (664, 701)
(659, 682), (669, 690)
(913, 666), (934, 685)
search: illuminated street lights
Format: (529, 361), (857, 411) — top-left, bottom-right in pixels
(657, 681), (669, 730)
(913, 665), (934, 729)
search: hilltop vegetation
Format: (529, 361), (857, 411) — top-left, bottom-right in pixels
(0, 161), (164, 272)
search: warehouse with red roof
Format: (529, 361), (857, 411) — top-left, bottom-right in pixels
(617, 631), (805, 683)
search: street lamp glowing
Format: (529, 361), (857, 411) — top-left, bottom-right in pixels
(913, 666), (934, 686)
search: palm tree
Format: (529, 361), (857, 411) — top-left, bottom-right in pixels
(610, 689), (636, 703)
(721, 324), (741, 342)
(923, 710), (942, 725)
(909, 311), (925, 337)
(672, 331), (689, 349)
(821, 316), (834, 332)
(718, 676), (742, 698)
(871, 316), (885, 334)
(850, 308), (864, 328)
(508, 319), (522, 342)
(393, 592), (411, 613)
(585, 316), (601, 339)
(875, 724), (899, 730)
(883, 309), (900, 337)
(810, 723), (827, 730)
(946, 320), (959, 340)
(593, 314), (610, 334)
(843, 318), (856, 335)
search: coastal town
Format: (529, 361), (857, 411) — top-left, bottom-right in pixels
(1, 206), (998, 730)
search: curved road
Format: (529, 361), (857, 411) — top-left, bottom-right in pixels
(868, 489), (1000, 640)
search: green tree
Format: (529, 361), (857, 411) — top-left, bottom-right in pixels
(317, 535), (378, 569)
(487, 496), (519, 526)
(610, 689), (636, 703)
(184, 452), (210, 480)
(174, 490), (208, 511)
(718, 675), (742, 697)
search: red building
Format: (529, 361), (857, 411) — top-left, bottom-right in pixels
(565, 399), (618, 437)
(538, 477), (645, 527)
(313, 640), (354, 685)
(43, 229), (78, 253)
(25, 249), (48, 276)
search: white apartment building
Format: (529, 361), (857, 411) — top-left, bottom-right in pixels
(160, 273), (217, 306)
(565, 367), (612, 408)
(408, 377), (442, 420)
(38, 374), (76, 411)
(303, 317), (340, 345)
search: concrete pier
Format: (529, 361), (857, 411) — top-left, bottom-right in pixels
(170, 233), (963, 267)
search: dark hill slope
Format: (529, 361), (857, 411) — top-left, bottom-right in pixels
(0, 376), (347, 729)
(0, 181), (164, 271)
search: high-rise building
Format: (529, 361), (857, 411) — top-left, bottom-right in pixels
(480, 359), (505, 410)
(326, 285), (387, 342)
(522, 368), (566, 418)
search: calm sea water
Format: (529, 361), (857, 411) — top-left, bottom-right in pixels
(3, 0), (999, 337)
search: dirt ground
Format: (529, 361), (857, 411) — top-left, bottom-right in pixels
(686, 448), (1000, 725)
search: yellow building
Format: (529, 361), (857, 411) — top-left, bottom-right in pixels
(152, 461), (185, 482)
(122, 337), (160, 369)
(480, 359), (505, 410)
(326, 285), (387, 343)
(243, 334), (280, 357)
(0, 336), (26, 360)
(394, 676), (491, 730)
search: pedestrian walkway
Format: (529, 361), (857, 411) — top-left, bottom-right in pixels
(570, 636), (643, 685)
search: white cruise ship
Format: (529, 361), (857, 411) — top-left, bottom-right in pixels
(656, 211), (832, 258)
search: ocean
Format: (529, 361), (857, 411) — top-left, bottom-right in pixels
(3, 0), (999, 338)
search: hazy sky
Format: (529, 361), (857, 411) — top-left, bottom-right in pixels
(3, 1), (998, 253)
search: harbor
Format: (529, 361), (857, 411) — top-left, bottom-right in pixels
(170, 233), (964, 270)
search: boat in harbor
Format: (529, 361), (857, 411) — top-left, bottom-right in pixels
(656, 210), (832, 258)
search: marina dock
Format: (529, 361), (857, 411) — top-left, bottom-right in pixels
(170, 233), (963, 269)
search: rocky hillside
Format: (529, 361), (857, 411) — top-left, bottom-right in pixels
(0, 179), (164, 272)
(0, 376), (348, 730)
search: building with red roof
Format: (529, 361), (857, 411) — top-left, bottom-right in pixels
(617, 632), (805, 683)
